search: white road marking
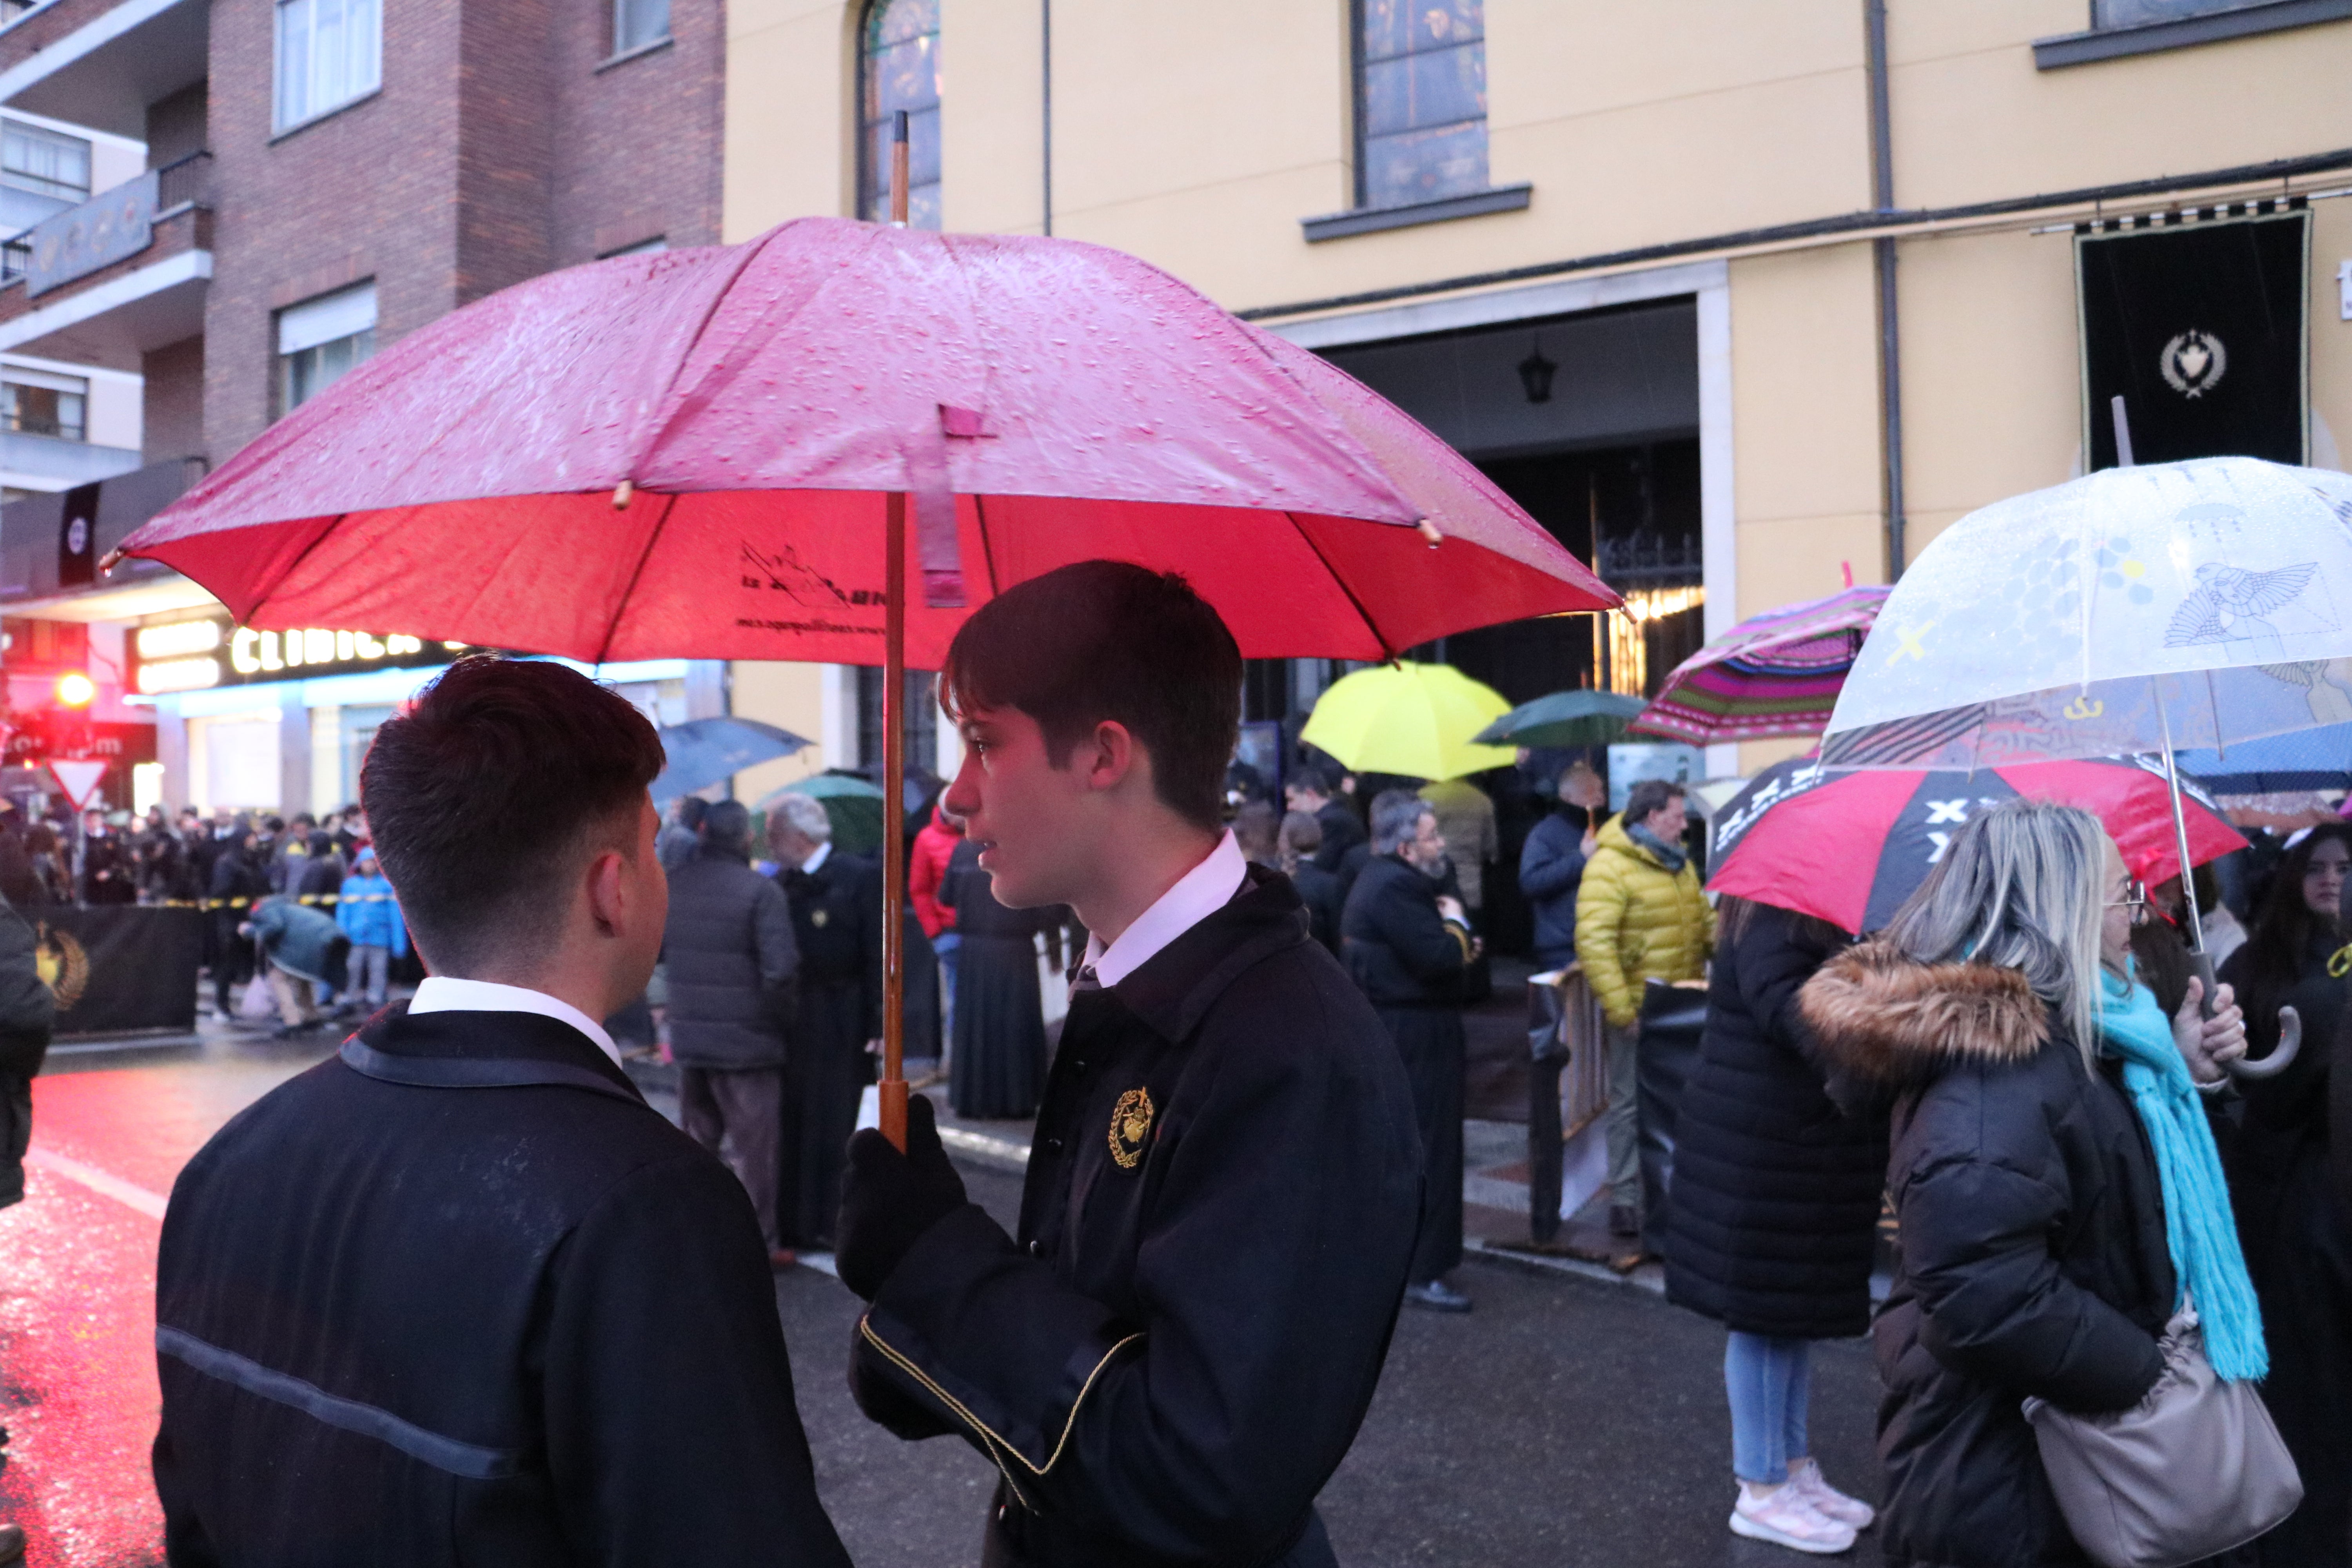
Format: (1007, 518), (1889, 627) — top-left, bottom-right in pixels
(24, 1147), (168, 1220)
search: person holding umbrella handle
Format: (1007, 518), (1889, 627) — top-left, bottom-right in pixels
(834, 563), (1422, 1568)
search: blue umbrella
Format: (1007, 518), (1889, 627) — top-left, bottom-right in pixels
(2174, 721), (2352, 794)
(651, 717), (810, 802)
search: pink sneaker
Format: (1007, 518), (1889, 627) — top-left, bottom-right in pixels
(1790, 1458), (1876, 1530)
(1730, 1482), (1857, 1555)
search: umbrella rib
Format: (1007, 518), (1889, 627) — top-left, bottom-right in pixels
(244, 510), (353, 626)
(1287, 511), (1396, 663)
(595, 492), (681, 668)
(971, 492), (1004, 597)
(624, 227), (791, 479)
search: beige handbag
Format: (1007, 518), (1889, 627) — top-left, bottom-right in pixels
(2023, 1305), (2301, 1568)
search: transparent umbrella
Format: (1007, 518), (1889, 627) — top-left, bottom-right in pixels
(1824, 456), (2352, 1078)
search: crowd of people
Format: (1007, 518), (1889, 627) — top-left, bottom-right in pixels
(94, 561), (2343, 1568)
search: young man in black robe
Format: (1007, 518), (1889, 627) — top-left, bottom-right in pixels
(835, 561), (1423, 1568)
(151, 656), (849, 1568)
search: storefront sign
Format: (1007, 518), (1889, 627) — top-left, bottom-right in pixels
(128, 613), (481, 695)
(3, 718), (157, 767)
(2079, 211), (2308, 469)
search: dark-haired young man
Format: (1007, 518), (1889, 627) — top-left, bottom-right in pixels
(151, 657), (848, 1568)
(836, 561), (1421, 1568)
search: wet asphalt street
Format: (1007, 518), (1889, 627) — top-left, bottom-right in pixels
(0, 1031), (1889, 1568)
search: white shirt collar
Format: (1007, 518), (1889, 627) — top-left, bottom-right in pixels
(407, 977), (624, 1068)
(801, 841), (833, 875)
(1082, 831), (1250, 990)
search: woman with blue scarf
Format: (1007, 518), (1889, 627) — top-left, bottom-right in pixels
(1798, 800), (2263, 1567)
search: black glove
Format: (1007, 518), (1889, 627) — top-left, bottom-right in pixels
(836, 1093), (968, 1300)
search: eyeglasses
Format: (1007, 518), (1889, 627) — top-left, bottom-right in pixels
(2106, 879), (2148, 923)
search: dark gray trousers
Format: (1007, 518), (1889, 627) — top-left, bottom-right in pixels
(678, 1064), (786, 1249)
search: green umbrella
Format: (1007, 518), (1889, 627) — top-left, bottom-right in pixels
(1472, 690), (1648, 749)
(760, 772), (889, 857)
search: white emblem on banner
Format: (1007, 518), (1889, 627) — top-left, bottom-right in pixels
(2159, 330), (2227, 399)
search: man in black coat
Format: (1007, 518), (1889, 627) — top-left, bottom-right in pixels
(836, 563), (1421, 1568)
(1342, 789), (1478, 1313)
(151, 657), (848, 1568)
(664, 797), (799, 1265)
(0, 894), (49, 1563)
(768, 791), (882, 1251)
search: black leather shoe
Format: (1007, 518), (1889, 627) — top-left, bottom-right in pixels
(1402, 1279), (1472, 1313)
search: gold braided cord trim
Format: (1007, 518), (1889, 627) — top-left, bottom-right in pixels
(858, 1314), (1143, 1479)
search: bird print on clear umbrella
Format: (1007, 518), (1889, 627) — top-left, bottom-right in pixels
(2164, 561), (2319, 653)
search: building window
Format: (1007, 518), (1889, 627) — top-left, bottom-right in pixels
(1354, 0), (1488, 211)
(278, 281), (377, 413)
(613, 0), (669, 54)
(0, 120), (90, 236)
(1, 367), (86, 440)
(275, 0), (382, 131)
(858, 0), (940, 230)
(855, 666), (937, 784)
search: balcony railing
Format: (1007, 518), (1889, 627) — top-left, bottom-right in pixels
(7, 149), (210, 298)
(155, 149), (210, 213)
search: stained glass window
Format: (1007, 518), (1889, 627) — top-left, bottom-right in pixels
(860, 0), (941, 230)
(1357, 0), (1488, 210)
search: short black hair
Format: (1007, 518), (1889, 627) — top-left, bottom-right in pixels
(942, 561), (1241, 832)
(702, 799), (751, 857)
(361, 657), (664, 971)
(1623, 779), (1686, 824)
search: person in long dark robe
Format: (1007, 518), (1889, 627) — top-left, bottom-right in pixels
(2218, 822), (2352, 1567)
(768, 792), (882, 1251)
(940, 834), (1053, 1119)
(1341, 788), (1476, 1312)
(150, 657), (847, 1567)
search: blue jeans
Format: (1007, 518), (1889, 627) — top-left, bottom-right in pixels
(1725, 1332), (1811, 1484)
(934, 932), (961, 1045)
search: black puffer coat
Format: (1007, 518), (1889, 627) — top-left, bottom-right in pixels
(1664, 901), (1885, 1339)
(662, 845), (799, 1070)
(1801, 943), (2173, 1568)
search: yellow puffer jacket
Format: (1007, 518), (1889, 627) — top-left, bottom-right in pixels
(1573, 815), (1715, 1027)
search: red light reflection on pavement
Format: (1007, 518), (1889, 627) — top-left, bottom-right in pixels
(0, 1057), (325, 1567)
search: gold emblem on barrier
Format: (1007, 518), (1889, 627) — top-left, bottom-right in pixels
(1107, 1087), (1154, 1169)
(33, 922), (87, 1012)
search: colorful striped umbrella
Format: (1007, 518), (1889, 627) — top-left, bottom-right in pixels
(1628, 585), (1889, 744)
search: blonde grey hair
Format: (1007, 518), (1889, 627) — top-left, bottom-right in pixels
(772, 792), (832, 844)
(1882, 797), (2107, 1069)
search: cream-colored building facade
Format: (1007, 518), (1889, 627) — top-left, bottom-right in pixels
(720, 0), (2352, 788)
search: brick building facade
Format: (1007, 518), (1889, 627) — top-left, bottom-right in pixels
(0, 0), (726, 812)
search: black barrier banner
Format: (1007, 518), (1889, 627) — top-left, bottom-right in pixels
(34, 906), (201, 1037)
(2079, 211), (2308, 470)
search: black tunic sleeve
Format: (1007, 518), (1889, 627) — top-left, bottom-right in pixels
(853, 982), (1417, 1562)
(539, 1152), (851, 1568)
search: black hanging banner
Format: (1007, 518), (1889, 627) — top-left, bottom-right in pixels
(56, 482), (98, 589)
(2078, 211), (2308, 470)
(34, 907), (201, 1037)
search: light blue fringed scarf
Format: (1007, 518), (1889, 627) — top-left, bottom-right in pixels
(2095, 967), (2267, 1381)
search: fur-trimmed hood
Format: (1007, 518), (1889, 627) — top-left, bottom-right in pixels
(1798, 939), (2051, 1086)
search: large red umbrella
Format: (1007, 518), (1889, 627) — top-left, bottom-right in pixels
(1707, 756), (2245, 935)
(112, 155), (1613, 1142)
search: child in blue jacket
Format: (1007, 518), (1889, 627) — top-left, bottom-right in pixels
(335, 846), (407, 1009)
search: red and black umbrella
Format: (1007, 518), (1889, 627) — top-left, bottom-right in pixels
(1707, 756), (2245, 935)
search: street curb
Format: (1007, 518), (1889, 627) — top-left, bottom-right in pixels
(1462, 1236), (1668, 1296)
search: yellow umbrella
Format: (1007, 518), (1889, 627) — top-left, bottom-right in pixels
(1299, 662), (1516, 781)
